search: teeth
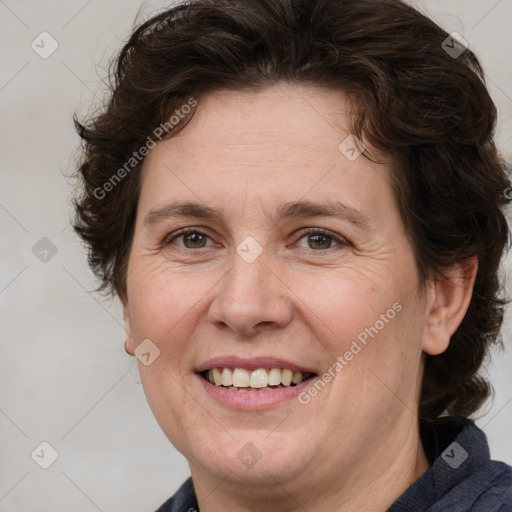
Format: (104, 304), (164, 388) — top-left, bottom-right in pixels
(212, 367), (223, 386)
(232, 368), (250, 387)
(205, 367), (312, 389)
(249, 368), (269, 388)
(268, 368), (282, 385)
(221, 368), (233, 386)
(292, 371), (303, 384)
(281, 369), (293, 386)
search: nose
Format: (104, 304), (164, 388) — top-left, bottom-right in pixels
(207, 251), (293, 337)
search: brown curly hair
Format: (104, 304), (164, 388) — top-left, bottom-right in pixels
(73, 0), (510, 421)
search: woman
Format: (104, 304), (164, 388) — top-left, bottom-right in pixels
(73, 0), (512, 510)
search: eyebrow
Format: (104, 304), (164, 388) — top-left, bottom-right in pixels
(143, 200), (371, 230)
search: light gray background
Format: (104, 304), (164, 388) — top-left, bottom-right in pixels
(1, 1), (511, 511)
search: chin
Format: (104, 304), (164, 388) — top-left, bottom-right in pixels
(184, 433), (312, 486)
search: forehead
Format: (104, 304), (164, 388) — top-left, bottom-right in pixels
(164, 83), (356, 159)
(138, 82), (395, 223)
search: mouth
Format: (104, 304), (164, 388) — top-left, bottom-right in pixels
(194, 356), (319, 409)
(200, 367), (316, 391)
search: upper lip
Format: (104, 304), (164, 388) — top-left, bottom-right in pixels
(195, 356), (317, 374)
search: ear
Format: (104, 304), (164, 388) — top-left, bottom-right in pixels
(123, 305), (135, 356)
(422, 257), (478, 356)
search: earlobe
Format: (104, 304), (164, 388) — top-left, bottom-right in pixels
(422, 258), (478, 356)
(124, 338), (134, 356)
(123, 307), (135, 356)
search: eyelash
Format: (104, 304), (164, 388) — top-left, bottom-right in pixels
(163, 227), (348, 252)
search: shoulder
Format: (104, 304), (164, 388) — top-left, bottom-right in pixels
(477, 461), (512, 511)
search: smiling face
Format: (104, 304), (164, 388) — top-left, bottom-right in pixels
(123, 82), (440, 503)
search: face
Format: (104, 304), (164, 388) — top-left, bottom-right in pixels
(124, 83), (432, 493)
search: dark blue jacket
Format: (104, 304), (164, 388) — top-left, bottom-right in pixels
(155, 418), (512, 511)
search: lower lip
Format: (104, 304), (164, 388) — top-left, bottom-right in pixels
(196, 373), (318, 410)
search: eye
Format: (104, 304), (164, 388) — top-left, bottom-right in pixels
(164, 228), (215, 249)
(163, 227), (348, 252)
(295, 228), (347, 250)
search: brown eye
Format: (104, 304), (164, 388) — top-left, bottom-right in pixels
(295, 229), (347, 251)
(307, 233), (334, 249)
(166, 229), (213, 249)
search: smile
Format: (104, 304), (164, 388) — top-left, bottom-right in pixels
(202, 367), (315, 391)
(195, 356), (319, 409)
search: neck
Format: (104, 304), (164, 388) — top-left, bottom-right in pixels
(190, 418), (430, 512)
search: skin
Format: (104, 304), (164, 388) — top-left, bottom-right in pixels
(123, 82), (477, 512)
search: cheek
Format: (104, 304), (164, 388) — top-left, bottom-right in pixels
(288, 266), (403, 354)
(338, 295), (426, 413)
(299, 265), (424, 401)
(126, 263), (202, 448)
(126, 259), (197, 342)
